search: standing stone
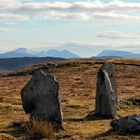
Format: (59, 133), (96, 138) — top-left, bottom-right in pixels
(21, 70), (63, 129)
(95, 62), (117, 118)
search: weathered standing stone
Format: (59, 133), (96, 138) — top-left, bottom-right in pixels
(21, 70), (63, 129)
(111, 114), (140, 134)
(95, 62), (117, 118)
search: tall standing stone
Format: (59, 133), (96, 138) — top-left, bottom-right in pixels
(95, 62), (117, 118)
(21, 70), (63, 129)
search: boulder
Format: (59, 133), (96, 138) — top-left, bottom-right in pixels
(111, 114), (140, 134)
(95, 62), (117, 118)
(21, 70), (63, 129)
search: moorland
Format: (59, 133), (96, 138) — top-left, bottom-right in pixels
(0, 58), (139, 140)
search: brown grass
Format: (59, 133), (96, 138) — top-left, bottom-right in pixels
(26, 119), (55, 140)
(0, 58), (140, 139)
(0, 133), (15, 140)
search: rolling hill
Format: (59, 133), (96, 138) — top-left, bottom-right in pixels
(0, 57), (66, 70)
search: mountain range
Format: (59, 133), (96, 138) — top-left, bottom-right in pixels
(0, 48), (139, 70)
(37, 49), (80, 59)
(0, 48), (80, 59)
(97, 50), (140, 58)
(0, 48), (140, 59)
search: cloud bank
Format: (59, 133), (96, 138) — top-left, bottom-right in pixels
(96, 31), (140, 40)
(0, 0), (140, 21)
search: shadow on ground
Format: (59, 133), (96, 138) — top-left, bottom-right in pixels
(0, 121), (26, 139)
(86, 129), (140, 140)
(84, 110), (115, 121)
(86, 129), (114, 140)
(64, 110), (114, 122)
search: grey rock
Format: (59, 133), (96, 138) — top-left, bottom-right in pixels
(45, 62), (58, 69)
(21, 70), (63, 129)
(95, 62), (117, 118)
(111, 114), (140, 134)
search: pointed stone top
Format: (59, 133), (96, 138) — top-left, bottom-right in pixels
(99, 62), (115, 76)
(32, 70), (58, 83)
(21, 70), (59, 99)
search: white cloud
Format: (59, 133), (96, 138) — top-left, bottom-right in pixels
(95, 31), (140, 54)
(0, 0), (21, 9)
(103, 0), (140, 11)
(96, 31), (140, 39)
(21, 2), (71, 10)
(18, 1), (140, 12)
(93, 12), (140, 20)
(0, 1), (140, 21)
(0, 13), (28, 21)
(42, 11), (89, 20)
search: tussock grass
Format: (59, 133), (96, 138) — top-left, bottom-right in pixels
(26, 119), (55, 140)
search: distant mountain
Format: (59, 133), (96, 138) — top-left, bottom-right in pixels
(57, 42), (102, 57)
(0, 48), (80, 59)
(37, 49), (80, 59)
(97, 50), (140, 58)
(0, 48), (35, 58)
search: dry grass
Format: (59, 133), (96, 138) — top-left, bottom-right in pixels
(0, 58), (140, 139)
(0, 133), (15, 140)
(25, 119), (55, 140)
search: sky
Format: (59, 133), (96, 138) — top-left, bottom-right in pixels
(0, 0), (140, 57)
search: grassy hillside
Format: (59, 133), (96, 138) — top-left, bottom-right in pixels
(0, 57), (66, 70)
(0, 58), (139, 139)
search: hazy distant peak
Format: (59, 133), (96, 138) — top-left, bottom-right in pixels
(0, 48), (34, 58)
(15, 48), (27, 52)
(37, 49), (80, 59)
(97, 50), (140, 58)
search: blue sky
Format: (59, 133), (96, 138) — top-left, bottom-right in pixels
(0, 0), (140, 57)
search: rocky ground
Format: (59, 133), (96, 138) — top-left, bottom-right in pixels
(0, 58), (140, 140)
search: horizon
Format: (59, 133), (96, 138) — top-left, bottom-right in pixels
(0, 0), (140, 57)
(0, 46), (140, 58)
